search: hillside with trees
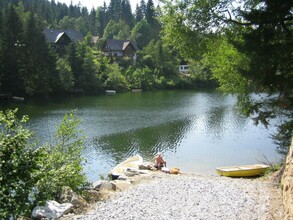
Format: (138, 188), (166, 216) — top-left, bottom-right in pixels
(0, 0), (210, 97)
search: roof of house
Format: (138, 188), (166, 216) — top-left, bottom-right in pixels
(92, 36), (100, 44)
(103, 39), (138, 51)
(43, 29), (84, 43)
(180, 60), (188, 65)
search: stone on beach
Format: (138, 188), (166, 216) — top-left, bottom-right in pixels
(32, 200), (73, 219)
(59, 187), (89, 214)
(93, 180), (117, 191)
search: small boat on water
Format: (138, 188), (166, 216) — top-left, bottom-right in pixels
(216, 164), (270, 177)
(105, 90), (116, 95)
(109, 155), (143, 179)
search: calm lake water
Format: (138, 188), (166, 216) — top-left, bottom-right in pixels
(1, 90), (281, 181)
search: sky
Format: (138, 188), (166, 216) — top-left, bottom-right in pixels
(56, 0), (151, 11)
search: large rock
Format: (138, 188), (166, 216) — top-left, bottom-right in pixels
(112, 180), (132, 191)
(59, 187), (88, 214)
(92, 180), (117, 191)
(82, 189), (101, 203)
(32, 200), (73, 219)
(139, 162), (156, 171)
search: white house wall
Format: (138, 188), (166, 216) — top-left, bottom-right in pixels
(179, 65), (189, 73)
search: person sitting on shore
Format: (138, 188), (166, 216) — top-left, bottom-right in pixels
(154, 153), (166, 170)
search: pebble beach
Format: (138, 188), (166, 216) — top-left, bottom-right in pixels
(74, 173), (284, 220)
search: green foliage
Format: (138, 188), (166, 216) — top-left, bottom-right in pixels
(34, 112), (87, 203)
(104, 63), (130, 92)
(201, 37), (249, 94)
(139, 40), (178, 79)
(102, 19), (131, 40)
(103, 19), (120, 39)
(115, 20), (131, 40)
(0, 0), (185, 97)
(96, 4), (107, 36)
(126, 66), (154, 90)
(21, 12), (57, 96)
(0, 109), (87, 218)
(160, 4), (207, 60)
(272, 118), (293, 155)
(68, 35), (103, 93)
(135, 4), (144, 22)
(131, 20), (152, 49)
(0, 4), (58, 96)
(56, 58), (75, 91)
(0, 6), (24, 94)
(0, 109), (41, 218)
(66, 43), (83, 87)
(58, 16), (75, 29)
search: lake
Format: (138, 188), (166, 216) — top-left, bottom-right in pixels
(0, 90), (281, 181)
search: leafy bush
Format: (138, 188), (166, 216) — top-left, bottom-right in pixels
(56, 58), (75, 91)
(104, 63), (130, 92)
(0, 109), (86, 219)
(0, 109), (41, 218)
(33, 112), (87, 203)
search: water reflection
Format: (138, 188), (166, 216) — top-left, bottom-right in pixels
(201, 105), (248, 142)
(92, 117), (194, 163)
(0, 90), (280, 181)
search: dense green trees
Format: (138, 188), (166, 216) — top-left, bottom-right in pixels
(1, 6), (24, 94)
(1, 0), (201, 97)
(160, 0), (293, 153)
(0, 4), (57, 96)
(130, 19), (152, 49)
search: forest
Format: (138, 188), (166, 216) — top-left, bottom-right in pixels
(0, 0), (210, 97)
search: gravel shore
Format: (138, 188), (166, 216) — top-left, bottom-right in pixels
(74, 173), (283, 220)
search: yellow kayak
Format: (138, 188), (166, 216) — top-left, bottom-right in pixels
(216, 164), (270, 177)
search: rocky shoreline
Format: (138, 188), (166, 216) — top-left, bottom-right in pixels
(61, 171), (284, 220)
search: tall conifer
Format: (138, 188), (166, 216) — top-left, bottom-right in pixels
(1, 6), (24, 94)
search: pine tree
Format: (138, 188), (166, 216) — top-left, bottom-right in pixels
(97, 3), (108, 36)
(121, 0), (134, 28)
(146, 0), (155, 25)
(1, 6), (24, 94)
(140, 0), (147, 18)
(89, 8), (97, 35)
(21, 12), (57, 95)
(135, 4), (143, 22)
(108, 0), (122, 22)
(66, 43), (82, 88)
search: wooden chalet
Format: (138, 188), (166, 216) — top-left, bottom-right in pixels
(43, 29), (84, 53)
(102, 39), (138, 62)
